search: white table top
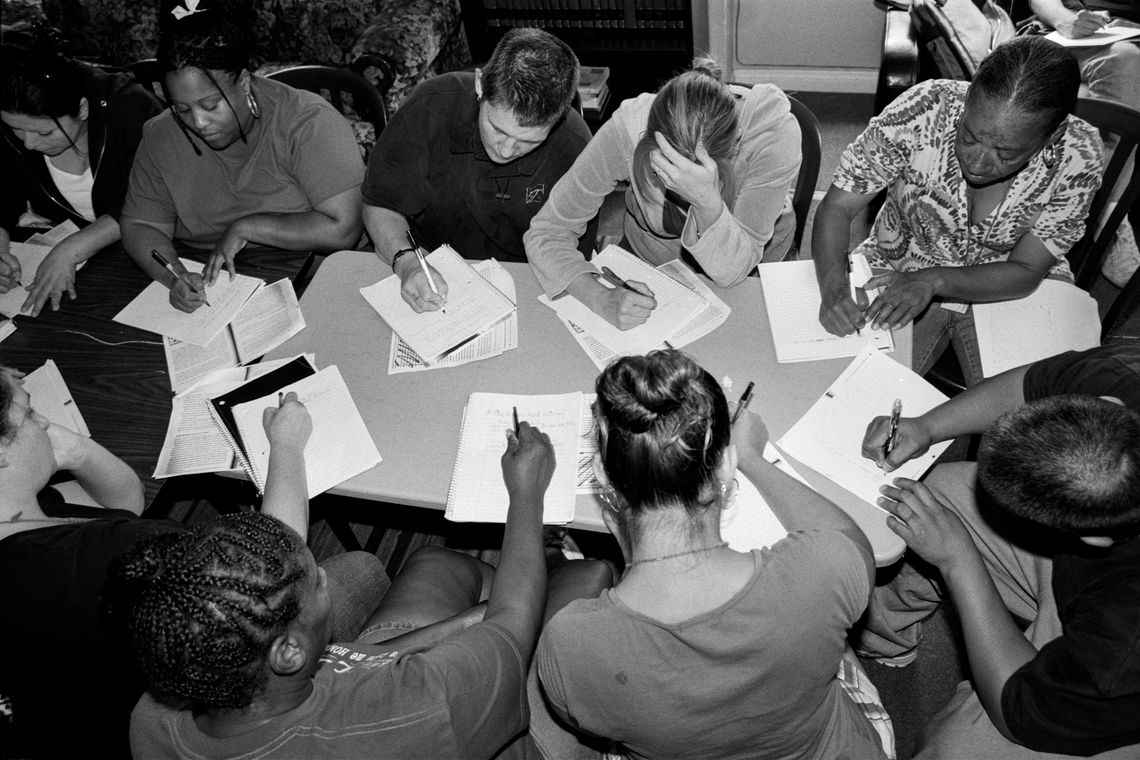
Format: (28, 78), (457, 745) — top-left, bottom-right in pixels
(270, 251), (909, 565)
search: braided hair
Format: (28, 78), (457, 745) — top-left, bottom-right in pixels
(108, 512), (308, 709)
(594, 350), (731, 521)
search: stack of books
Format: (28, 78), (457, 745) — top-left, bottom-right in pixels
(578, 65), (610, 118)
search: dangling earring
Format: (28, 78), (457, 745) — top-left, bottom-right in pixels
(246, 87), (260, 120)
(719, 478), (739, 508)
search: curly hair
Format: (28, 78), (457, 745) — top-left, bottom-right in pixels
(978, 395), (1140, 535)
(970, 35), (1080, 134)
(480, 28), (579, 128)
(594, 350), (731, 522)
(109, 512), (308, 709)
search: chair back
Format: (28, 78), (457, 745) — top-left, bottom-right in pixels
(786, 94), (823, 254)
(266, 65), (388, 158)
(1066, 97), (1140, 292)
(127, 58), (167, 105)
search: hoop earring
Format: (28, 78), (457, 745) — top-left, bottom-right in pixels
(600, 486), (621, 515)
(719, 477), (740, 508)
(246, 88), (261, 119)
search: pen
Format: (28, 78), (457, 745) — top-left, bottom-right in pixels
(600, 266), (639, 294)
(407, 230), (443, 304)
(882, 398), (902, 460)
(730, 380), (755, 426)
(513, 406), (520, 435)
(278, 391), (284, 406)
(846, 254), (867, 336)
(150, 249), (211, 307)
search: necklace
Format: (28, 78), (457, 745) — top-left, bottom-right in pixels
(492, 174), (511, 201)
(627, 541), (728, 567)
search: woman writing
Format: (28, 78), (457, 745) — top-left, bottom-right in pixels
(536, 350), (893, 760)
(121, 0), (364, 313)
(0, 31), (162, 315)
(525, 61), (801, 329)
(814, 36), (1102, 387)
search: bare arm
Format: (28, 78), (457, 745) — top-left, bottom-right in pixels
(1030, 0), (1110, 36)
(362, 204), (446, 312)
(259, 393), (312, 540)
(22, 215), (121, 316)
(47, 422), (144, 514)
(121, 216), (206, 312)
(813, 186), (876, 336)
(564, 270), (658, 331)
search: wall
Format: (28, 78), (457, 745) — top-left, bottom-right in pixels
(705, 0), (886, 93)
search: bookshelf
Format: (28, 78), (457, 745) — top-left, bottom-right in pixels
(459, 1), (695, 126)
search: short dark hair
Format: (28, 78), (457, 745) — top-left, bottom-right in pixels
(594, 350), (731, 523)
(157, 0), (252, 79)
(109, 512), (308, 709)
(0, 368), (13, 441)
(480, 28), (579, 127)
(1, 31), (85, 119)
(978, 395), (1140, 534)
(970, 35), (1080, 134)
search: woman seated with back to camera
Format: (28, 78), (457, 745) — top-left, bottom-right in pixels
(525, 60), (801, 330)
(1, 28), (162, 315)
(536, 350), (893, 760)
(121, 0), (364, 313)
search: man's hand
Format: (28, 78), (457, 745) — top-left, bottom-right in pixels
(819, 283), (867, 336)
(22, 242), (80, 316)
(731, 406), (769, 459)
(878, 478), (974, 571)
(864, 270), (935, 330)
(862, 416), (933, 471)
(1057, 9), (1110, 37)
(597, 280), (656, 330)
(262, 391), (312, 449)
(205, 219), (249, 284)
(396, 255), (448, 313)
(0, 249), (22, 294)
(502, 421), (555, 503)
(168, 271), (207, 313)
(650, 133), (722, 211)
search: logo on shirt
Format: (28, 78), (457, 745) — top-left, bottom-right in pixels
(525, 184), (545, 204)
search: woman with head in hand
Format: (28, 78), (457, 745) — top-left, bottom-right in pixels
(536, 349), (893, 760)
(121, 0), (364, 313)
(0, 27), (162, 315)
(525, 59), (802, 330)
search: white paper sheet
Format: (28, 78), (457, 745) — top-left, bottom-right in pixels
(758, 260), (894, 363)
(23, 360), (88, 436)
(973, 279), (1100, 378)
(657, 259), (731, 347)
(777, 347), (952, 512)
(1046, 25), (1140, 47)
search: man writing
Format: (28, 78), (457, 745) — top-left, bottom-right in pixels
(363, 28), (593, 312)
(856, 344), (1140, 758)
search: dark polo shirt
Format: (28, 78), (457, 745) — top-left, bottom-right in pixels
(362, 71), (593, 263)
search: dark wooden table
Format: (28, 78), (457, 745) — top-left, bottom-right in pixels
(1, 244), (311, 505)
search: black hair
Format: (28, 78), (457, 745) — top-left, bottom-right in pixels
(108, 512), (309, 709)
(480, 28), (579, 128)
(970, 35), (1080, 134)
(978, 395), (1140, 535)
(594, 350), (731, 522)
(0, 25), (87, 155)
(0, 368), (13, 441)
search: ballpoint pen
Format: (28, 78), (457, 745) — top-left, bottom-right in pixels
(599, 266), (640, 294)
(406, 230), (441, 295)
(846, 254), (867, 336)
(882, 398), (902, 460)
(513, 406), (520, 436)
(150, 249), (211, 307)
(730, 381), (755, 426)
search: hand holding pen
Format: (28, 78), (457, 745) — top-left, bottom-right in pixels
(152, 249), (211, 313)
(595, 265), (657, 331)
(400, 229), (448, 314)
(861, 399), (933, 471)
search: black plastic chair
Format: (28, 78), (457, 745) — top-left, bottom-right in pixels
(127, 58), (166, 105)
(265, 64), (388, 149)
(786, 94), (823, 255)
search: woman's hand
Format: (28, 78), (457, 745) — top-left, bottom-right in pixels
(262, 391), (312, 450)
(502, 421), (555, 502)
(864, 270), (936, 330)
(650, 133), (722, 212)
(731, 406), (770, 459)
(1058, 9), (1110, 37)
(819, 283), (867, 336)
(862, 416), (933, 471)
(205, 219), (250, 284)
(22, 241), (81, 316)
(168, 271), (207, 313)
(597, 280), (656, 330)
(45, 415), (89, 472)
(0, 248), (22, 294)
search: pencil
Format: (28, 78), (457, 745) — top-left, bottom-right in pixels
(150, 249), (211, 307)
(730, 381), (755, 426)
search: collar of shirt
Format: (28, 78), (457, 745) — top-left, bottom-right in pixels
(447, 94), (543, 179)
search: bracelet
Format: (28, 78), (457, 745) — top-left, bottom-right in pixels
(390, 246), (416, 270)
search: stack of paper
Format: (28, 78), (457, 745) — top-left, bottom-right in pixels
(24, 359), (89, 436)
(758, 259), (893, 363)
(387, 259), (518, 373)
(361, 245), (516, 366)
(776, 347), (952, 513)
(972, 279), (1100, 378)
(540, 246), (712, 370)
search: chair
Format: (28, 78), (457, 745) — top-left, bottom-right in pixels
(786, 94), (823, 255)
(265, 64), (388, 150)
(127, 58), (166, 105)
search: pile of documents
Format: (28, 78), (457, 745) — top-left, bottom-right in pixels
(541, 245), (730, 371)
(578, 65), (610, 117)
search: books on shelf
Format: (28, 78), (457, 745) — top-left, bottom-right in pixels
(360, 245), (516, 366)
(579, 64), (611, 116)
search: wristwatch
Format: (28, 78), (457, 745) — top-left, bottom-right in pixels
(391, 246), (416, 270)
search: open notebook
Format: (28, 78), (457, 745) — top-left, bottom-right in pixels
(361, 245), (516, 365)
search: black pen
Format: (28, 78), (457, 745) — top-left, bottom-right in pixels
(512, 406), (520, 436)
(730, 381), (755, 426)
(846, 254), (867, 336)
(150, 249), (211, 307)
(882, 398), (902, 460)
(600, 266), (640, 294)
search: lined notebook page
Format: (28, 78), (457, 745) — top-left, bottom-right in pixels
(447, 392), (583, 524)
(776, 347), (951, 512)
(657, 259), (731, 347)
(231, 366), (382, 497)
(361, 245), (515, 363)
(973, 280), (1100, 378)
(758, 260), (893, 363)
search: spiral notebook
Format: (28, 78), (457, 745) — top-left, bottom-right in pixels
(360, 245), (517, 364)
